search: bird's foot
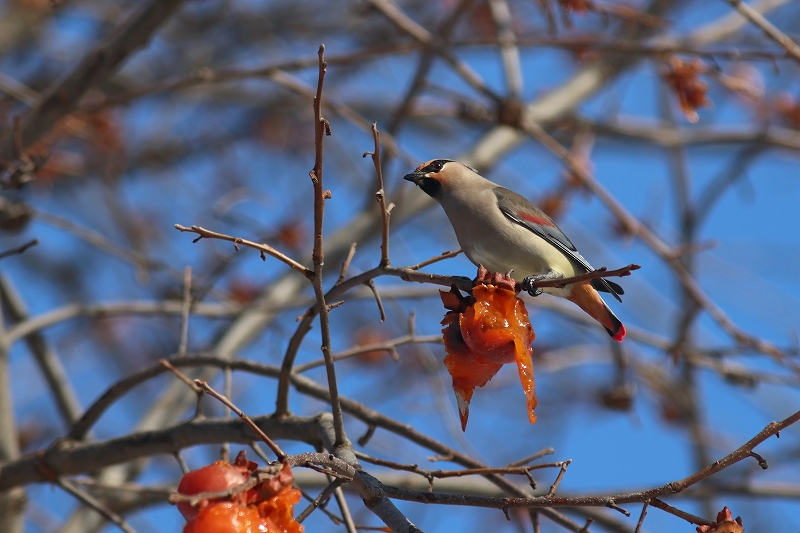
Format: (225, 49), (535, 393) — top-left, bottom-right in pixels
(521, 276), (544, 297)
(521, 272), (563, 297)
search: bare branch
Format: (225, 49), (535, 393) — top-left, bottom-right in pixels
(174, 224), (313, 279)
(308, 44), (346, 450)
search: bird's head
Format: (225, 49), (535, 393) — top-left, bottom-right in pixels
(403, 159), (480, 200)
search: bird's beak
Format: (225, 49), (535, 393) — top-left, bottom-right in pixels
(403, 170), (423, 185)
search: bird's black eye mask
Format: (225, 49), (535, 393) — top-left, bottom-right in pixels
(418, 159), (452, 173)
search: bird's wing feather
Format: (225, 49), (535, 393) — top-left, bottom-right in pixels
(493, 187), (623, 302)
(593, 278), (624, 296)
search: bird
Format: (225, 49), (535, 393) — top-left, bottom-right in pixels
(404, 158), (626, 341)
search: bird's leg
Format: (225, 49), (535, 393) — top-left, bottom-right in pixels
(521, 271), (564, 297)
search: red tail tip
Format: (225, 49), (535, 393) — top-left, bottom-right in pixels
(612, 323), (626, 342)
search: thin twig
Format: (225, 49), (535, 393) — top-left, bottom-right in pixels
(649, 498), (713, 526)
(519, 264), (641, 291)
(546, 460), (572, 498)
(634, 501), (650, 533)
(194, 379), (286, 461)
(409, 249), (463, 270)
(337, 243), (357, 285)
(508, 448), (556, 467)
(333, 482), (358, 533)
(0, 239), (38, 260)
(57, 477), (138, 533)
(365, 279), (386, 322)
(159, 359), (202, 393)
(174, 452), (189, 474)
(169, 476), (258, 505)
(297, 479), (343, 523)
(266, 70), (412, 163)
(174, 224), (313, 279)
(158, 359), (204, 418)
(222, 366), (232, 463)
(355, 450), (564, 485)
(366, 123), (391, 266)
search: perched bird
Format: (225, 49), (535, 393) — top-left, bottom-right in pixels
(404, 159), (626, 341)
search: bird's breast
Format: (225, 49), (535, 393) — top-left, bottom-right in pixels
(448, 205), (580, 284)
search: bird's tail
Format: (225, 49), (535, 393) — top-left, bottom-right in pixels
(566, 282), (626, 341)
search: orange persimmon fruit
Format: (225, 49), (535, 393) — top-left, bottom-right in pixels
(183, 502), (263, 533)
(440, 269), (537, 430)
(176, 451), (303, 533)
(176, 460), (251, 520)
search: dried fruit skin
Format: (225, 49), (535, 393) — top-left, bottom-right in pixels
(664, 57), (709, 123)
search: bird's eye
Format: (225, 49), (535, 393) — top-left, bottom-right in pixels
(432, 160), (444, 172)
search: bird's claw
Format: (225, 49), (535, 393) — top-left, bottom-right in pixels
(521, 276), (543, 297)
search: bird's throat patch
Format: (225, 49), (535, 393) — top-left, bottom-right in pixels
(418, 177), (442, 199)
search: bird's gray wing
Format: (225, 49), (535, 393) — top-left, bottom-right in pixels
(493, 187), (623, 301)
